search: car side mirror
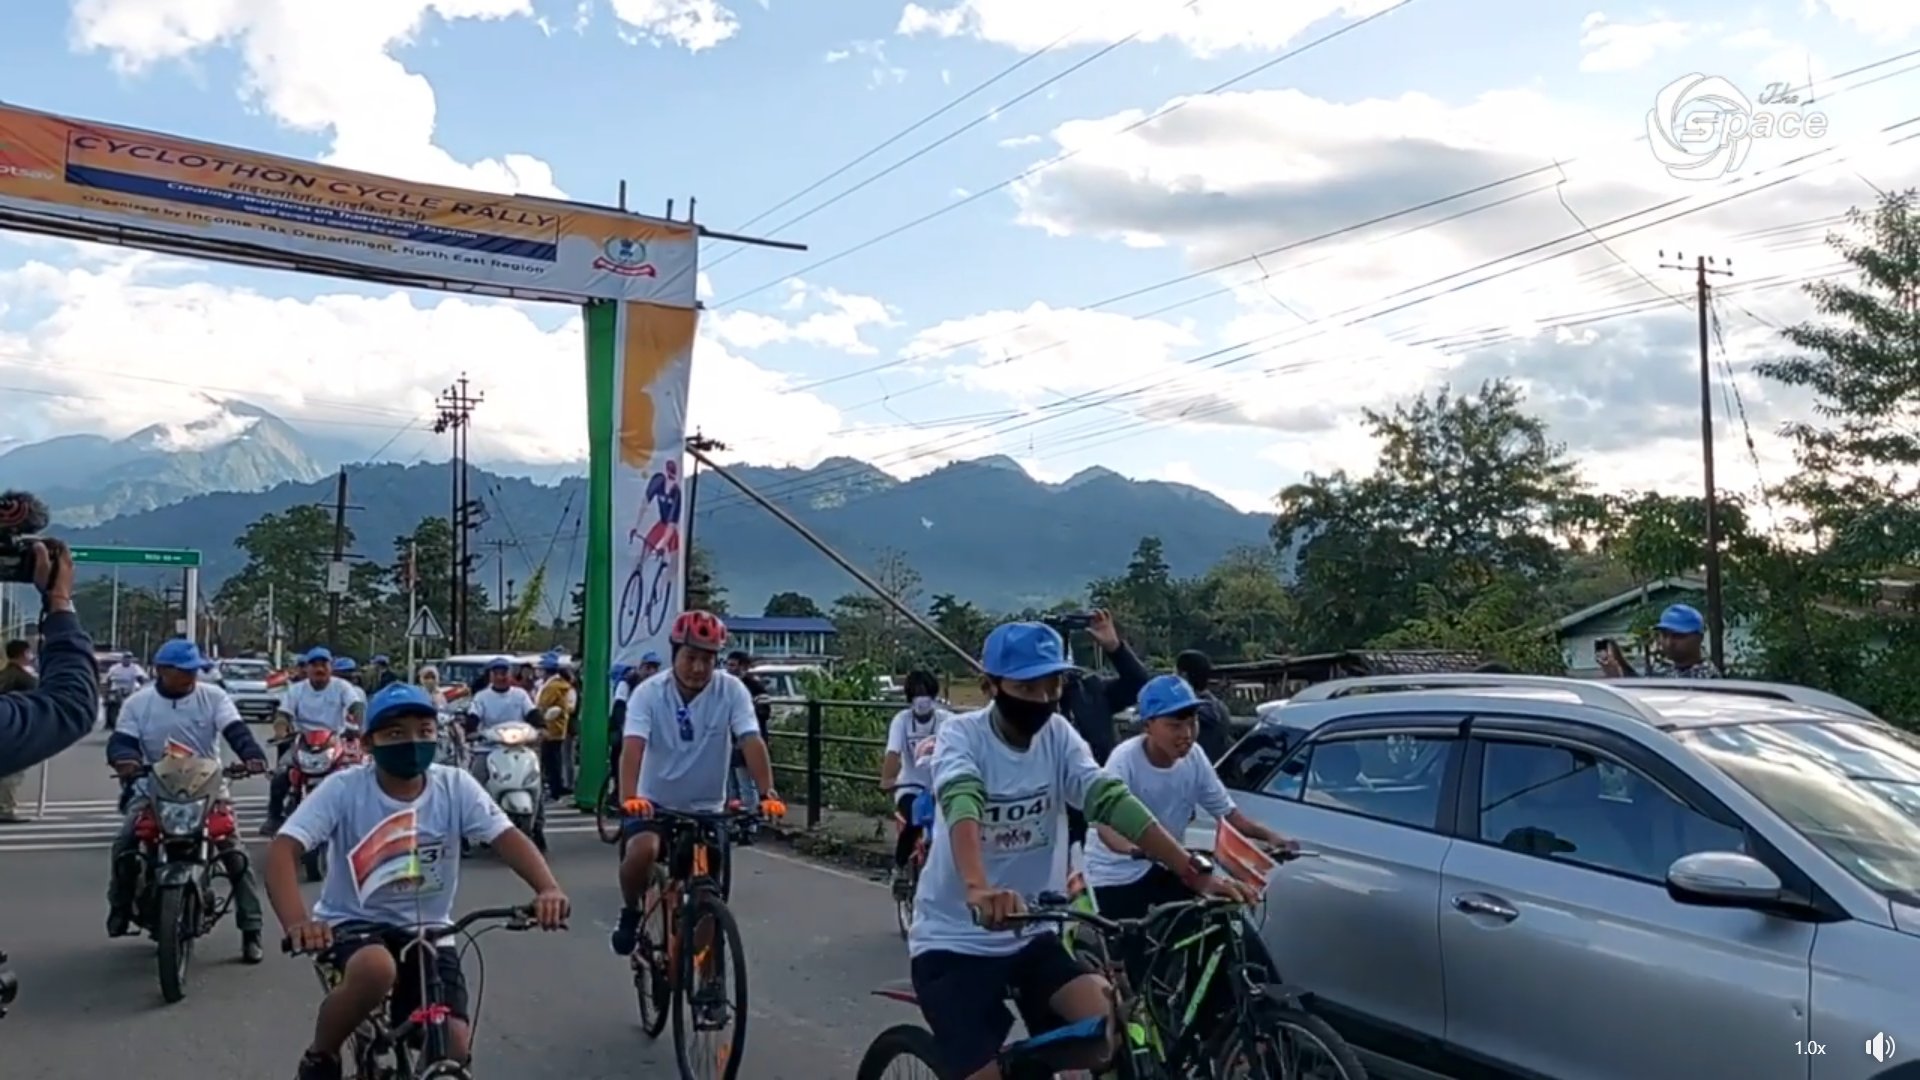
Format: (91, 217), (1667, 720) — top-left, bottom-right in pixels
(1666, 851), (1783, 908)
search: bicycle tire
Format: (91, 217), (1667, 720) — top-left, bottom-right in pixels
(1215, 1000), (1366, 1080)
(618, 566), (646, 647)
(634, 880), (672, 1039)
(855, 1023), (946, 1080)
(671, 888), (748, 1080)
(596, 779), (623, 844)
(418, 1061), (472, 1078)
(644, 556), (673, 638)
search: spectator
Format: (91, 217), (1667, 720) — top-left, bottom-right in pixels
(1597, 604), (1721, 680)
(0, 639), (35, 692)
(1174, 650), (1234, 763)
(371, 654), (400, 689)
(725, 650), (772, 734)
(1056, 610), (1152, 851)
(0, 542), (100, 821)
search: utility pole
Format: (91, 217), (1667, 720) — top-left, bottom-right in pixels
(478, 538), (515, 649)
(683, 432), (726, 604)
(435, 375), (483, 652)
(404, 541), (418, 677)
(325, 467), (350, 648)
(1661, 250), (1734, 671)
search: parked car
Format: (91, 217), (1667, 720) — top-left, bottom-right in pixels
(209, 657), (282, 723)
(1200, 672), (1916, 1080)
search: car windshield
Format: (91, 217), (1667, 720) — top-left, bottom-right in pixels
(436, 661), (486, 688)
(1676, 720), (1920, 904)
(219, 661), (270, 681)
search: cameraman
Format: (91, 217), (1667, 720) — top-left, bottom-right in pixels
(0, 542), (100, 778)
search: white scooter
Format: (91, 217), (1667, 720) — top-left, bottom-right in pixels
(478, 720), (546, 851)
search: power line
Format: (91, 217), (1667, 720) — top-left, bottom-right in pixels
(709, 0), (1422, 309)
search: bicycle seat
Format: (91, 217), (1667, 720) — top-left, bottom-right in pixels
(1001, 1015), (1109, 1071)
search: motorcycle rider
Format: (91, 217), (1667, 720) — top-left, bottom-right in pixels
(105, 639), (270, 958)
(332, 657), (367, 714)
(261, 647), (361, 836)
(609, 612), (784, 963)
(103, 653), (146, 730)
(466, 657), (536, 786)
(266, 683), (571, 1080)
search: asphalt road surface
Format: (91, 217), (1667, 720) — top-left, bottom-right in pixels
(0, 732), (914, 1078)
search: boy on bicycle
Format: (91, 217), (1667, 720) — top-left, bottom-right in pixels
(608, 611), (785, 961)
(911, 622), (1254, 1080)
(879, 669), (950, 893)
(266, 683), (571, 1080)
(1085, 674), (1294, 920)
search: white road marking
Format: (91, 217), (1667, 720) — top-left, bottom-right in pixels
(0, 798), (606, 853)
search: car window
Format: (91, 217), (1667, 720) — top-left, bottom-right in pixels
(1477, 740), (1745, 882)
(1222, 726), (1297, 792)
(1265, 733), (1453, 830)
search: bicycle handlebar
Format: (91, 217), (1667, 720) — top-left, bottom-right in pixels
(280, 904), (557, 956)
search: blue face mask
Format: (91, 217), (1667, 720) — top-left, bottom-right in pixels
(371, 739), (437, 779)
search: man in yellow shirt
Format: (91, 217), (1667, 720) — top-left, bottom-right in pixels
(534, 655), (574, 800)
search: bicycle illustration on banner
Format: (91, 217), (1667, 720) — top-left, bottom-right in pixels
(619, 459), (682, 647)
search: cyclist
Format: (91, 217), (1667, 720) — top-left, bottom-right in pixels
(608, 611), (784, 966)
(1085, 674), (1294, 920)
(632, 459), (682, 557)
(910, 621), (1254, 1080)
(879, 669), (949, 892)
(105, 638), (271, 952)
(262, 647), (362, 835)
(266, 683), (570, 1080)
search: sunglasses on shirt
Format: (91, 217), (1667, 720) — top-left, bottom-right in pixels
(676, 706), (693, 742)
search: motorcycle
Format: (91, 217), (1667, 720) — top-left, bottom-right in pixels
(478, 720), (547, 851)
(286, 727), (363, 881)
(435, 711), (469, 769)
(121, 755), (254, 1004)
(103, 683), (132, 730)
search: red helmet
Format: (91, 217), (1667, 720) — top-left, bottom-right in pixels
(670, 610), (728, 652)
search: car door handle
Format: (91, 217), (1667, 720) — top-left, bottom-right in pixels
(1451, 893), (1519, 921)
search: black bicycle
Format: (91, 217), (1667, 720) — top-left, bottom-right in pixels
(616, 548), (675, 646)
(285, 905), (553, 1079)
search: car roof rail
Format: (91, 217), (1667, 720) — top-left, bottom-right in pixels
(1287, 673), (1667, 726)
(1605, 677), (1880, 722)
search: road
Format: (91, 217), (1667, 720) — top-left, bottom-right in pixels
(0, 731), (913, 1078)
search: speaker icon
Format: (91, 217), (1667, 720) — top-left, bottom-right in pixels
(1868, 1032), (1896, 1062)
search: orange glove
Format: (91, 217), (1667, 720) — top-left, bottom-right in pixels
(759, 796), (787, 819)
(622, 797), (653, 818)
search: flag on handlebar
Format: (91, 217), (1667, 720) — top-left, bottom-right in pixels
(1215, 819), (1277, 892)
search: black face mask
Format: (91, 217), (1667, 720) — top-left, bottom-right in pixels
(994, 693), (1058, 737)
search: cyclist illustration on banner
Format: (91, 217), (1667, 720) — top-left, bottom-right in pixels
(619, 458), (682, 646)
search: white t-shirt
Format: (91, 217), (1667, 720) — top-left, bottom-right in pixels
(613, 680), (635, 707)
(886, 705), (953, 794)
(1085, 735), (1233, 889)
(107, 662), (147, 693)
(280, 678), (358, 735)
(280, 764), (511, 928)
(468, 685), (536, 734)
(622, 670), (759, 812)
(115, 684), (245, 763)
(909, 707), (1112, 958)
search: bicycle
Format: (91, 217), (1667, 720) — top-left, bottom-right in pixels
(881, 783), (934, 939)
(623, 806), (758, 1080)
(284, 905), (550, 1080)
(615, 544), (677, 645)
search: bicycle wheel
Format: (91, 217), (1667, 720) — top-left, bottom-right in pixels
(855, 1023), (944, 1080)
(618, 566), (646, 646)
(671, 888), (748, 1080)
(644, 556), (674, 637)
(634, 883), (673, 1039)
(596, 777), (623, 844)
(1214, 1000), (1366, 1080)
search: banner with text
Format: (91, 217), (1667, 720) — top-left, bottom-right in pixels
(608, 301), (698, 673)
(0, 103), (696, 302)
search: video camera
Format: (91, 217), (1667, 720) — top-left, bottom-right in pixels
(0, 490), (54, 584)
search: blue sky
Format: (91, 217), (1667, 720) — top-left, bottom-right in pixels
(2, 0), (1917, 513)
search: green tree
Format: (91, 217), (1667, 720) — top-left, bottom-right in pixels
(216, 505), (342, 649)
(763, 591), (824, 618)
(1372, 578), (1567, 673)
(687, 546), (727, 614)
(830, 549), (924, 670)
(928, 593), (993, 672)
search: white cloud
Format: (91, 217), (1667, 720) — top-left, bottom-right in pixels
(1814, 0), (1920, 39)
(70, 0), (566, 195)
(895, 0), (1406, 56)
(823, 37), (906, 86)
(706, 281), (897, 354)
(606, 0), (739, 50)
(1577, 11), (1694, 73)
(998, 134), (1042, 148)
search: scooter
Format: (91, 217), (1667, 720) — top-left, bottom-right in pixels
(286, 728), (362, 881)
(479, 720), (547, 851)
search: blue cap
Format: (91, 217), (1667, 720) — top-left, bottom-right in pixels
(301, 646), (332, 664)
(981, 622), (1076, 681)
(1137, 674), (1201, 721)
(371, 654), (390, 665)
(333, 657), (358, 673)
(610, 664), (632, 683)
(152, 638), (214, 671)
(540, 652), (561, 671)
(366, 683), (438, 734)
(486, 656), (512, 671)
(1656, 604), (1706, 635)
(640, 651), (663, 665)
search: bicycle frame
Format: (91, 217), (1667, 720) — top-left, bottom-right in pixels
(638, 810), (744, 977)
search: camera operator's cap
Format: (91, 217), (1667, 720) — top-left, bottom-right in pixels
(1137, 674), (1202, 721)
(981, 621), (1077, 681)
(301, 646), (332, 664)
(1656, 604), (1706, 635)
(152, 638), (214, 672)
(486, 655), (512, 671)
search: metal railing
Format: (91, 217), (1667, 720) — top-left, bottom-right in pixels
(762, 698), (895, 829)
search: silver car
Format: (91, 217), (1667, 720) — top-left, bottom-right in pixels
(210, 658), (282, 723)
(1206, 673), (1919, 1080)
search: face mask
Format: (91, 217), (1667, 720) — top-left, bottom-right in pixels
(911, 695), (935, 717)
(994, 693), (1058, 737)
(371, 739), (437, 779)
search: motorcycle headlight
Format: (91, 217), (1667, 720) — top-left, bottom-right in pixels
(158, 799), (208, 837)
(295, 750), (332, 773)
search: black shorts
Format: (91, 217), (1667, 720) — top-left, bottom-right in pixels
(620, 817), (710, 883)
(909, 936), (1092, 1078)
(1090, 865), (1191, 921)
(325, 923), (469, 1025)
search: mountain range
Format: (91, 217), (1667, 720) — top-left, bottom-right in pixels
(10, 402), (1278, 611)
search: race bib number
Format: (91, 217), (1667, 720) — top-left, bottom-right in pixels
(980, 790), (1053, 855)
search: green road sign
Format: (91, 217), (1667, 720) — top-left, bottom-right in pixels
(70, 545), (202, 568)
